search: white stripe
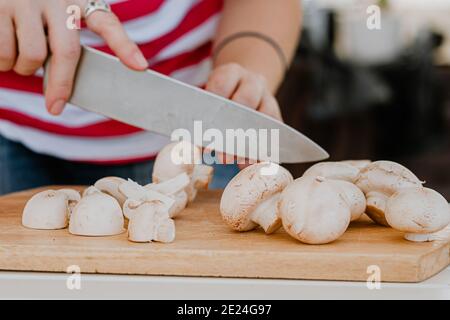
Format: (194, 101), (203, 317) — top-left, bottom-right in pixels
(0, 89), (107, 127)
(170, 58), (212, 86)
(0, 120), (169, 161)
(150, 14), (220, 64)
(80, 0), (200, 47)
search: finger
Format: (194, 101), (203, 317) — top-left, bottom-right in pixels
(205, 63), (243, 98)
(231, 73), (266, 110)
(259, 92), (283, 121)
(85, 11), (148, 70)
(0, 15), (16, 71)
(44, 4), (81, 115)
(13, 8), (47, 76)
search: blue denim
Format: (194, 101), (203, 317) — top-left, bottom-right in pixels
(0, 135), (239, 195)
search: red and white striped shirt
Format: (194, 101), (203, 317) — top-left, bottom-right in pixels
(0, 0), (223, 164)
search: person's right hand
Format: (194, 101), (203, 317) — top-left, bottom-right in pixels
(0, 0), (148, 115)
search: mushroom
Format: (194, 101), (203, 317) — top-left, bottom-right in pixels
(355, 161), (423, 226)
(328, 179), (366, 222)
(385, 187), (450, 242)
(153, 141), (213, 202)
(303, 162), (360, 183)
(127, 201), (176, 243)
(22, 189), (80, 230)
(69, 189), (125, 237)
(94, 177), (127, 206)
(220, 162), (293, 234)
(340, 160), (372, 170)
(119, 179), (175, 219)
(145, 173), (190, 218)
(277, 176), (352, 244)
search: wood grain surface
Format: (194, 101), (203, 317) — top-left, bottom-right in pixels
(0, 187), (448, 283)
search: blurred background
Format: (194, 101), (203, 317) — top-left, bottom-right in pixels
(279, 0), (450, 197)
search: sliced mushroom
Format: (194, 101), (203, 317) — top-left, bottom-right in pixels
(69, 191), (125, 237)
(22, 189), (79, 230)
(127, 201), (176, 243)
(220, 162), (293, 234)
(145, 173), (190, 218)
(355, 161), (423, 226)
(94, 177), (127, 206)
(277, 176), (351, 244)
(152, 141), (213, 202)
(303, 162), (360, 183)
(58, 189), (81, 218)
(385, 187), (450, 242)
(119, 179), (175, 215)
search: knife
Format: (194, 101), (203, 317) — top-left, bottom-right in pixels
(44, 46), (328, 163)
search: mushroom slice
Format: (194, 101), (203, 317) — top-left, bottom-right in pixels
(69, 192), (125, 237)
(145, 173), (190, 218)
(127, 201), (176, 243)
(385, 188), (450, 242)
(119, 179), (175, 212)
(152, 141), (214, 202)
(94, 177), (127, 206)
(220, 162), (293, 234)
(82, 186), (101, 197)
(355, 161), (423, 226)
(22, 190), (71, 230)
(278, 176), (352, 245)
(303, 162), (360, 183)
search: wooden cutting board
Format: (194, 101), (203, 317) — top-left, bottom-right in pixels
(0, 187), (449, 283)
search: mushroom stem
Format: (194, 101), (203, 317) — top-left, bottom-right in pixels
(250, 193), (281, 234)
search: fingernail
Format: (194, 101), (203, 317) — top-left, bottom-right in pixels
(134, 52), (148, 69)
(50, 99), (66, 115)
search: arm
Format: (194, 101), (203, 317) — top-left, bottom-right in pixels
(205, 0), (302, 120)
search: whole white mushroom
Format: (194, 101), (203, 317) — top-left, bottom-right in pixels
(385, 187), (450, 242)
(278, 176), (352, 244)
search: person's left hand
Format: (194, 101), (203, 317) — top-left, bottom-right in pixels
(205, 63), (283, 167)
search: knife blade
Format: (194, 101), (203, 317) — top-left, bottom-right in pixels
(44, 46), (328, 163)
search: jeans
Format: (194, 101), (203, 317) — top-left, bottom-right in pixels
(0, 135), (239, 195)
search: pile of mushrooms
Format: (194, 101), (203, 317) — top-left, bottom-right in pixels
(220, 160), (450, 244)
(22, 141), (214, 244)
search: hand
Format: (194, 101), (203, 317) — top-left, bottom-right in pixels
(0, 0), (148, 115)
(205, 63), (283, 167)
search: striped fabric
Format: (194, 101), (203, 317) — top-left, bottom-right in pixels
(0, 0), (223, 163)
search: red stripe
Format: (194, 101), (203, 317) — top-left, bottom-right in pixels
(111, 0), (165, 22)
(80, 0), (165, 28)
(151, 41), (212, 74)
(0, 108), (142, 137)
(93, 0), (222, 59)
(0, 72), (43, 94)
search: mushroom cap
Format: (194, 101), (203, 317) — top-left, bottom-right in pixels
(119, 179), (175, 211)
(22, 190), (69, 230)
(303, 162), (360, 183)
(152, 141), (202, 183)
(328, 180), (366, 222)
(340, 160), (372, 171)
(355, 161), (422, 196)
(69, 192), (124, 236)
(220, 163), (293, 231)
(385, 187), (450, 234)
(355, 161), (423, 226)
(94, 177), (127, 205)
(278, 176), (351, 244)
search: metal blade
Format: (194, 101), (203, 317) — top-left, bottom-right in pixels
(45, 47), (328, 163)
